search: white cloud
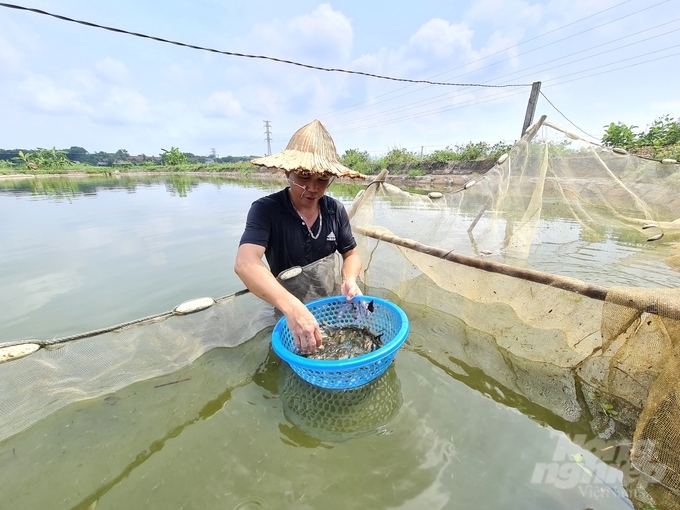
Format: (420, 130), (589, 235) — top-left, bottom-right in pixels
(20, 75), (91, 115)
(203, 91), (242, 118)
(351, 53), (382, 73)
(241, 87), (280, 116)
(247, 3), (353, 63)
(0, 18), (41, 72)
(465, 0), (542, 28)
(287, 3), (354, 60)
(160, 63), (203, 83)
(0, 32), (23, 69)
(91, 86), (151, 125)
(409, 19), (474, 59)
(94, 57), (130, 84)
(17, 65), (152, 125)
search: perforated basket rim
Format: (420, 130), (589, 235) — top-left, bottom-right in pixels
(271, 295), (409, 371)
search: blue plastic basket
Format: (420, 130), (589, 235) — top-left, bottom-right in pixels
(272, 295), (410, 389)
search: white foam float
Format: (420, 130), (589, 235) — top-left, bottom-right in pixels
(0, 343), (40, 363)
(173, 297), (215, 315)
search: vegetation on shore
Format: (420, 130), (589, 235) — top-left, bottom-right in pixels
(339, 141), (512, 176)
(0, 141), (513, 177)
(602, 114), (680, 160)
(1, 115), (677, 176)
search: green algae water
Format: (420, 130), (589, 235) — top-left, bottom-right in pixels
(0, 321), (634, 510)
(0, 176), (641, 508)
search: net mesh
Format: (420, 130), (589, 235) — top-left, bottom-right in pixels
(346, 116), (680, 505)
(278, 364), (402, 442)
(0, 254), (338, 442)
(2, 115), (680, 506)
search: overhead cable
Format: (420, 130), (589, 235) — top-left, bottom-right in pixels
(538, 92), (599, 141)
(299, 7), (677, 129)
(436, 0), (670, 83)
(0, 2), (532, 89)
(270, 0), (639, 130)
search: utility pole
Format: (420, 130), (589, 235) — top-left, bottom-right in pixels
(263, 121), (272, 156)
(521, 81), (542, 137)
(210, 148), (217, 158)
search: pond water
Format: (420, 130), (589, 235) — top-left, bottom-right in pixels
(0, 176), (649, 509)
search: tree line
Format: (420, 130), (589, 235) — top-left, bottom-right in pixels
(0, 146), (256, 168)
(601, 114), (679, 160)
(1, 115), (677, 174)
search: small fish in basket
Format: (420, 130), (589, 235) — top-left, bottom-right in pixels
(272, 295), (410, 389)
(304, 321), (383, 361)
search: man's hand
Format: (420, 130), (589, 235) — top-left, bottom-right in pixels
(340, 248), (362, 301)
(285, 301), (323, 353)
(341, 277), (362, 301)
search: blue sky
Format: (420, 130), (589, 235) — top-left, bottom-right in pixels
(0, 0), (678, 158)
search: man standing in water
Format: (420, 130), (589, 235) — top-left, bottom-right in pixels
(234, 120), (366, 353)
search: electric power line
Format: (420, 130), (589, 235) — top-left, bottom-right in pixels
(434, 0), (671, 84)
(282, 4), (677, 136)
(0, 2), (532, 89)
(3, 1), (671, 155)
(539, 92), (599, 141)
(271, 0), (646, 131)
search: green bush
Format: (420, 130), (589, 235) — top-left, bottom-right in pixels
(487, 141), (514, 160)
(161, 147), (188, 166)
(340, 148), (371, 168)
(602, 122), (638, 148)
(16, 147), (73, 170)
(423, 141), (513, 164)
(456, 142), (489, 160)
(380, 146), (419, 166)
(339, 148), (379, 175)
(638, 115), (680, 147)
(424, 148), (460, 164)
(602, 115), (680, 160)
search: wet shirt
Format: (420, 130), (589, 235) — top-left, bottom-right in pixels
(239, 188), (357, 277)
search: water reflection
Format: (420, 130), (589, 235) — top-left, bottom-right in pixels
(0, 174), (364, 201)
(278, 364), (402, 443)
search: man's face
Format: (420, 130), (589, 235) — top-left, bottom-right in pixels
(287, 171), (332, 206)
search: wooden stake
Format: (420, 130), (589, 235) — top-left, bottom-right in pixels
(521, 82), (542, 137)
(354, 225), (609, 301)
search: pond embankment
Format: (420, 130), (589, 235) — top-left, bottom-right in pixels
(0, 158), (497, 189)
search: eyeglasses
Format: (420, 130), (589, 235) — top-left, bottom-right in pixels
(287, 173), (335, 198)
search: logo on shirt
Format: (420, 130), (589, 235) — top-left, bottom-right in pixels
(326, 231), (336, 242)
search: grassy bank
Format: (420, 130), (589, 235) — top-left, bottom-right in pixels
(0, 161), (261, 177)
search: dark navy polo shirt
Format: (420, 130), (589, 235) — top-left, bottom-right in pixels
(239, 188), (357, 277)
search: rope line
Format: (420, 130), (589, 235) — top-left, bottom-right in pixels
(0, 3), (533, 89)
(539, 92), (599, 141)
(0, 289), (252, 348)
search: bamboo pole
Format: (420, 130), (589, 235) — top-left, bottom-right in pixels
(354, 225), (610, 301)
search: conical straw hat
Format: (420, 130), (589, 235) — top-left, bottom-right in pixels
(251, 120), (367, 180)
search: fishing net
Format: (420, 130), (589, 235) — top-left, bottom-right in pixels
(0, 253), (338, 443)
(1, 115), (680, 507)
(278, 363), (403, 442)
(346, 116), (680, 506)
